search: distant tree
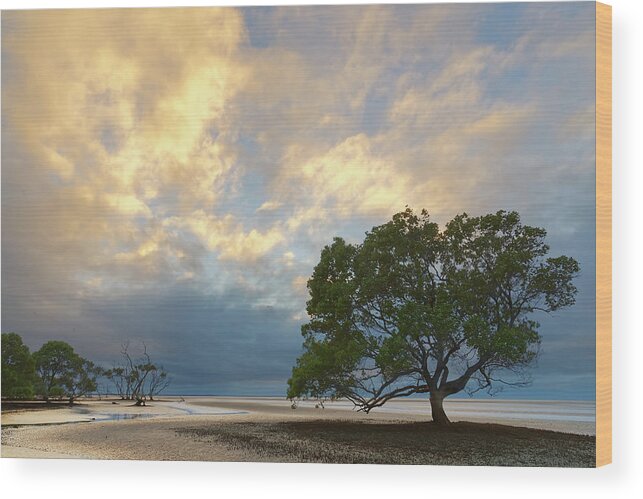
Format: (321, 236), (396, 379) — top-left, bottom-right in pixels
(33, 341), (77, 402)
(33, 340), (97, 404)
(105, 341), (170, 405)
(103, 366), (129, 399)
(1, 333), (36, 399)
(147, 366), (171, 401)
(287, 209), (579, 424)
(62, 358), (101, 405)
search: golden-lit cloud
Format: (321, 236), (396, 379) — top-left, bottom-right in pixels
(173, 211), (285, 263)
(255, 43), (541, 236)
(2, 8), (278, 287)
(2, 4), (596, 310)
(279, 134), (413, 231)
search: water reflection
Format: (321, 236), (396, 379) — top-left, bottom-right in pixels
(95, 413), (158, 422)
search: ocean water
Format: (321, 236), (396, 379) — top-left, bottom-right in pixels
(280, 397), (596, 434)
(289, 397), (592, 420)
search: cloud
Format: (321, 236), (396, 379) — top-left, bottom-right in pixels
(277, 134), (413, 232)
(256, 201), (283, 212)
(173, 211), (286, 263)
(2, 8), (278, 286)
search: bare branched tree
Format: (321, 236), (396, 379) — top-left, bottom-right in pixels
(104, 341), (171, 405)
(147, 367), (171, 401)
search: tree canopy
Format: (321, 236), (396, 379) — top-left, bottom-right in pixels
(1, 332), (36, 399)
(2, 335), (170, 404)
(33, 340), (99, 403)
(287, 208), (579, 424)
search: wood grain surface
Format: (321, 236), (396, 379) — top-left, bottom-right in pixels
(595, 1), (612, 468)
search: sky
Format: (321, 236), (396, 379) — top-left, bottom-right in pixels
(1, 3), (596, 400)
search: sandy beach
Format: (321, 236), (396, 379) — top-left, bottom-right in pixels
(1, 397), (595, 466)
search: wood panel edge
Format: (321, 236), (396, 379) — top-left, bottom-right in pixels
(595, 1), (612, 468)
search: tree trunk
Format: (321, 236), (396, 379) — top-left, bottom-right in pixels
(430, 393), (450, 425)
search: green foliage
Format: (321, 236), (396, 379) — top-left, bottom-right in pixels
(288, 208), (579, 421)
(62, 358), (100, 402)
(33, 340), (98, 402)
(3, 335), (162, 403)
(1, 333), (36, 399)
(287, 333), (368, 401)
